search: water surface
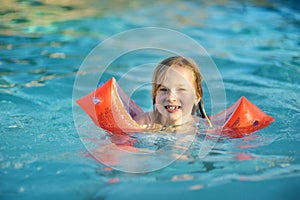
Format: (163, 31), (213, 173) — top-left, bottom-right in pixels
(1, 0), (300, 199)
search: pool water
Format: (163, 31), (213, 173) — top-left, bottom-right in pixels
(1, 0), (300, 199)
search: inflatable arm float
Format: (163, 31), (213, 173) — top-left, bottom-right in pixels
(76, 77), (275, 138)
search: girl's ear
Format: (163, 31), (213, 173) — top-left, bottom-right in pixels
(195, 96), (201, 105)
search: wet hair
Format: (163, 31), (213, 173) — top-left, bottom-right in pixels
(152, 56), (212, 127)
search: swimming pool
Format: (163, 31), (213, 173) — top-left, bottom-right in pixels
(1, 0), (300, 199)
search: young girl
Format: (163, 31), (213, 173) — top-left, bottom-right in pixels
(134, 56), (212, 130)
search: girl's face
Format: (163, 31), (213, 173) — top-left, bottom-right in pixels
(155, 66), (200, 126)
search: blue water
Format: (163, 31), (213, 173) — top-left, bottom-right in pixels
(1, 0), (300, 199)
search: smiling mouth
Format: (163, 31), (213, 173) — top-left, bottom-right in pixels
(165, 105), (181, 113)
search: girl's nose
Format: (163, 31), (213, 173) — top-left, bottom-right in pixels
(167, 90), (177, 102)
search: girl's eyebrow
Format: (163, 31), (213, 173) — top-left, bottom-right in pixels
(160, 84), (187, 88)
(175, 83), (188, 88)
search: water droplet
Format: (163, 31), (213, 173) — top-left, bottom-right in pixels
(93, 97), (101, 105)
(253, 120), (259, 126)
(97, 81), (104, 88)
(19, 186), (25, 193)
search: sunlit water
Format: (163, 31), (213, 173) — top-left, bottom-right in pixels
(1, 0), (300, 199)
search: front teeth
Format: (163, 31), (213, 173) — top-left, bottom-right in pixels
(169, 106), (176, 110)
(166, 106), (178, 110)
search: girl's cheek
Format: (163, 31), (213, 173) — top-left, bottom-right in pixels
(155, 96), (162, 104)
(156, 93), (165, 101)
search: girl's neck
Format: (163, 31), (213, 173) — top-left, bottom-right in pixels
(154, 111), (196, 127)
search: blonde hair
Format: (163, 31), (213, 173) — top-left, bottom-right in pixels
(152, 56), (212, 127)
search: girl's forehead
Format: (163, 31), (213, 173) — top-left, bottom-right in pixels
(167, 66), (194, 78)
(158, 66), (195, 86)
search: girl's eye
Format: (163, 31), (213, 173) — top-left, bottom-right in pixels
(178, 88), (186, 91)
(159, 88), (168, 92)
